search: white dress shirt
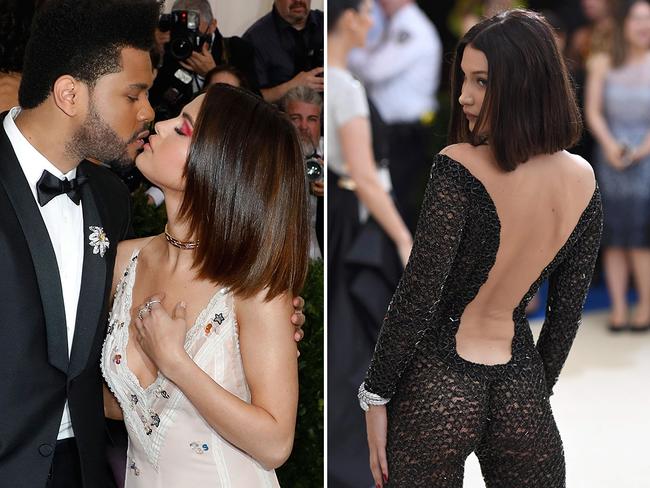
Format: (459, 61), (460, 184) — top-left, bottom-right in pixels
(349, 3), (442, 123)
(3, 107), (85, 440)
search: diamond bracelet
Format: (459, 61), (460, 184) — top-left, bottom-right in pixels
(357, 382), (390, 411)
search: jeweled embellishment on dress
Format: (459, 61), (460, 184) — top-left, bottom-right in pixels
(154, 384), (170, 399)
(89, 226), (110, 257)
(190, 442), (209, 454)
(139, 412), (153, 435)
(114, 354), (122, 365)
(204, 312), (225, 335)
(129, 459), (140, 476)
(150, 410), (160, 428)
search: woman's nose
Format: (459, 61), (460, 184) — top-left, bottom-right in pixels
(459, 91), (473, 106)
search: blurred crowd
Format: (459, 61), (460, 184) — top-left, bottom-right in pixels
(0, 0), (325, 260)
(328, 0), (650, 486)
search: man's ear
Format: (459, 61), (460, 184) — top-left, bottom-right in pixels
(51, 75), (88, 117)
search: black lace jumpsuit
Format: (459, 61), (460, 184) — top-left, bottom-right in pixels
(361, 154), (603, 487)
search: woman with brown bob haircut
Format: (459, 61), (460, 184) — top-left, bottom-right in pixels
(101, 83), (310, 486)
(361, 9), (603, 487)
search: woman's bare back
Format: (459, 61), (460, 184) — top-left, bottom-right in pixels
(441, 144), (597, 365)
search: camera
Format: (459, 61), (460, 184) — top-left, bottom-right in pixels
(159, 10), (210, 61)
(305, 154), (323, 182)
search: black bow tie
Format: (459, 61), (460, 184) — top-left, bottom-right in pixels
(36, 169), (88, 206)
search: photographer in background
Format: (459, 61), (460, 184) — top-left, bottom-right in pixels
(244, 0), (324, 103)
(280, 86), (324, 257)
(349, 0), (442, 233)
(149, 0), (259, 119)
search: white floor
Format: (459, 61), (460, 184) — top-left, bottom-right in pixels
(464, 311), (650, 488)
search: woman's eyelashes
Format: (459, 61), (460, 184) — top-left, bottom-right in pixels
(460, 72), (488, 88)
(174, 120), (193, 137)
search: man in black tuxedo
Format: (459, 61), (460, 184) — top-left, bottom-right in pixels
(149, 0), (260, 119)
(0, 1), (161, 486)
(0, 1), (305, 487)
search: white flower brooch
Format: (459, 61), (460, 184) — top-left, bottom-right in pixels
(89, 226), (110, 257)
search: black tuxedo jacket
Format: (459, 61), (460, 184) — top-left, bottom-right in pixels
(0, 120), (132, 487)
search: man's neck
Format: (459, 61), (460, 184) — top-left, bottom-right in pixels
(15, 107), (80, 174)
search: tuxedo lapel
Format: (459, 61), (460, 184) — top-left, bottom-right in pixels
(68, 164), (108, 380)
(0, 130), (69, 373)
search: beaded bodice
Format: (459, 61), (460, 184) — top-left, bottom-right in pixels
(363, 154), (603, 403)
(101, 250), (246, 471)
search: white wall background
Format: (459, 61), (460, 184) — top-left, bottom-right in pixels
(162, 1), (324, 37)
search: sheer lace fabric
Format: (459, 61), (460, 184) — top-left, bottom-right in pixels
(362, 154), (603, 486)
(102, 250), (279, 487)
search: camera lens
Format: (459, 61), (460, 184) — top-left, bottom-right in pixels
(170, 38), (193, 60)
(306, 157), (323, 182)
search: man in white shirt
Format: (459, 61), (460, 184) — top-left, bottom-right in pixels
(350, 0), (442, 232)
(0, 1), (307, 487)
(0, 1), (160, 486)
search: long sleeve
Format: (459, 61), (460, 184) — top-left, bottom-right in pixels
(360, 156), (469, 406)
(536, 190), (603, 395)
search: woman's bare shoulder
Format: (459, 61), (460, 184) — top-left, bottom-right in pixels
(115, 237), (156, 272)
(586, 52), (611, 75)
(557, 151), (596, 185)
(439, 143), (482, 161)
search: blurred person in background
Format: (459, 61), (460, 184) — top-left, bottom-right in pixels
(349, 0), (442, 233)
(204, 64), (251, 90)
(585, 0), (650, 332)
(448, 0), (527, 37)
(280, 85), (324, 257)
(244, 0), (324, 103)
(568, 0), (616, 67)
(327, 0), (412, 486)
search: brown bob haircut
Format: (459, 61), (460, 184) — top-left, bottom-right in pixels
(178, 83), (310, 301)
(449, 9), (582, 171)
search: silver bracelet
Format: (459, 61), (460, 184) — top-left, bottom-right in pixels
(358, 382), (390, 412)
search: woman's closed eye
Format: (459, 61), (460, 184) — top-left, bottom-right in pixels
(174, 120), (193, 137)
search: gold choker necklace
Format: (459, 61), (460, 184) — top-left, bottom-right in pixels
(164, 225), (199, 250)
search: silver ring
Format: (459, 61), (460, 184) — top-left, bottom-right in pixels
(145, 299), (161, 308)
(137, 305), (150, 320)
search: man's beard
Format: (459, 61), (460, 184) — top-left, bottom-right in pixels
(288, 1), (309, 22)
(67, 100), (140, 169)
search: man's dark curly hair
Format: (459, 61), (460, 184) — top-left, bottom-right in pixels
(0, 0), (37, 73)
(19, 0), (160, 108)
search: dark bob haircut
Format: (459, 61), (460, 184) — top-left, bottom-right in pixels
(449, 9), (582, 171)
(178, 84), (310, 301)
(19, 0), (159, 108)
